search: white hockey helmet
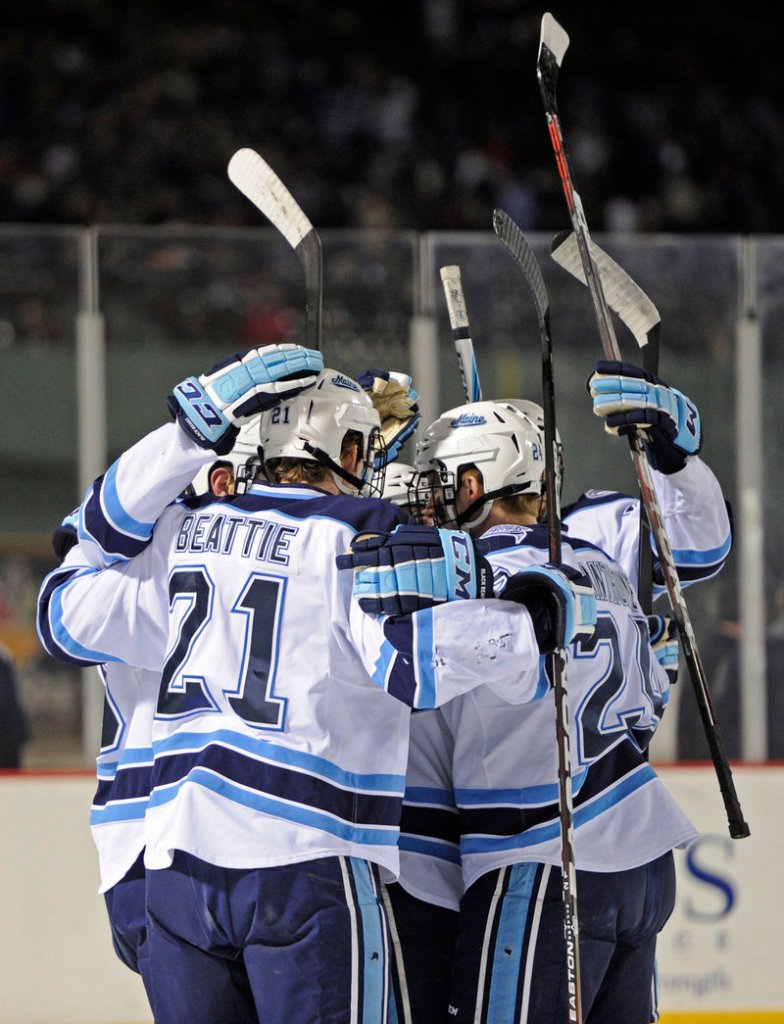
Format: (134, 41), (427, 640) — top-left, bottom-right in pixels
(187, 416), (264, 497)
(259, 368), (386, 496)
(502, 398), (564, 499)
(413, 399), (545, 529)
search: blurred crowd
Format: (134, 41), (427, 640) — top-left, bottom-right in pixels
(2, 0), (783, 234)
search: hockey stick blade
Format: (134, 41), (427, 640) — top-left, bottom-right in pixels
(228, 148), (323, 349)
(439, 265), (483, 403)
(537, 13), (570, 109)
(551, 230), (661, 353)
(493, 210), (549, 330)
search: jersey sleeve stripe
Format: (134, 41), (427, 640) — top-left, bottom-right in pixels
(37, 566), (121, 666)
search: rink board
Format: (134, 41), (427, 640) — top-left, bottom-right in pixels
(0, 765), (781, 1024)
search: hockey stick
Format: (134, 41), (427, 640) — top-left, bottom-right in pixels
(228, 148), (323, 349)
(538, 12), (749, 839)
(493, 208), (583, 1024)
(551, 229), (660, 611)
(439, 266), (483, 402)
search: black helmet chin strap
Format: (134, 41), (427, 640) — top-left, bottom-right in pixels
(454, 483), (544, 529)
(302, 441), (370, 494)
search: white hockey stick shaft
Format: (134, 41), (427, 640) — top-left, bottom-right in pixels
(228, 148), (323, 349)
(439, 266), (483, 403)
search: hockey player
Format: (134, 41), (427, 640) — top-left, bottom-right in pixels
(48, 418), (267, 1010)
(343, 369), (729, 1024)
(37, 345), (592, 1024)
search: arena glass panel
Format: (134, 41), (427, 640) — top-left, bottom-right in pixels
(0, 226), (83, 766)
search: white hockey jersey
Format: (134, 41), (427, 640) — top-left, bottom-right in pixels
(397, 457), (728, 909)
(38, 422), (543, 883)
(92, 663), (157, 893)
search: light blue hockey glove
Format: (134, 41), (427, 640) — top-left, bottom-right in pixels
(336, 524), (494, 616)
(168, 343), (323, 455)
(648, 614), (679, 685)
(499, 564), (597, 653)
(358, 369), (421, 466)
(588, 360), (702, 473)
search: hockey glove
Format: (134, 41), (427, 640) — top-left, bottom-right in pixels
(358, 369), (421, 465)
(168, 343), (323, 455)
(588, 360), (702, 473)
(648, 614), (679, 685)
(500, 564), (597, 653)
(336, 524), (494, 616)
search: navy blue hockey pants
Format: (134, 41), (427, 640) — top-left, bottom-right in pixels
(448, 853), (675, 1024)
(103, 851), (155, 1010)
(145, 850), (392, 1024)
(385, 881), (458, 1024)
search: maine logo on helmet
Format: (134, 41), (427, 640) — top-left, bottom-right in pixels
(413, 399), (545, 529)
(258, 368), (386, 496)
(450, 412), (487, 428)
(330, 373), (361, 392)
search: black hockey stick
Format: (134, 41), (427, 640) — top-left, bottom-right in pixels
(538, 12), (749, 839)
(439, 265), (483, 402)
(493, 207), (583, 1024)
(228, 148), (323, 349)
(551, 229), (661, 611)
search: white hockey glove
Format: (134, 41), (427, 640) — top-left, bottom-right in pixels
(168, 344), (323, 455)
(336, 524), (494, 616)
(588, 360), (702, 473)
(499, 564), (597, 653)
(357, 369), (420, 465)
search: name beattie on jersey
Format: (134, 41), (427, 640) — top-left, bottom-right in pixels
(175, 511), (300, 565)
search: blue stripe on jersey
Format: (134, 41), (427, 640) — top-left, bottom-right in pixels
(80, 477), (152, 561)
(150, 744), (403, 833)
(37, 567), (122, 666)
(148, 767), (399, 847)
(90, 797), (149, 825)
(398, 834), (461, 865)
(153, 728), (405, 792)
(102, 460), (155, 539)
(371, 638), (397, 690)
(413, 609), (436, 708)
(96, 746), (155, 780)
(455, 767), (589, 809)
(487, 864), (539, 1023)
(666, 533), (732, 567)
(405, 786), (457, 808)
(460, 763), (656, 855)
(349, 858), (388, 1022)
